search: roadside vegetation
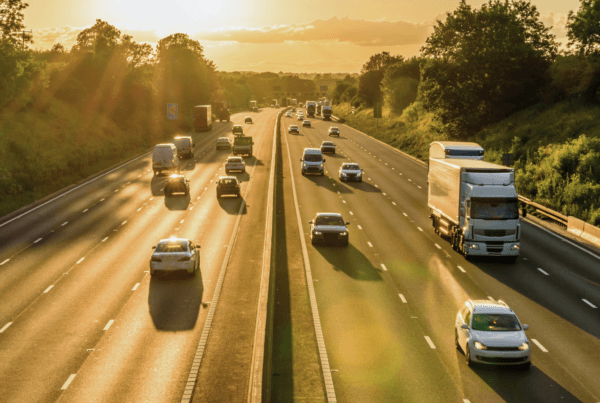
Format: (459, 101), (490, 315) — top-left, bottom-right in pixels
(331, 0), (600, 225)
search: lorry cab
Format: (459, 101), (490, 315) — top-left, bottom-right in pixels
(429, 141), (484, 160)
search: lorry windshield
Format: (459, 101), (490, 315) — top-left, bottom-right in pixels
(235, 137), (252, 145)
(471, 198), (519, 220)
(446, 149), (484, 157)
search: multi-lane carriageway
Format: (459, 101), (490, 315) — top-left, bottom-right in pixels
(0, 106), (598, 403)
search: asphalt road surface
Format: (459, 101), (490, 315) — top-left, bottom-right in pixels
(0, 108), (278, 403)
(278, 111), (600, 403)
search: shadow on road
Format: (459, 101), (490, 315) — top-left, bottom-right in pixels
(164, 194), (190, 210)
(457, 351), (584, 403)
(148, 270), (204, 331)
(181, 158), (196, 172)
(217, 197), (246, 215)
(317, 242), (383, 281)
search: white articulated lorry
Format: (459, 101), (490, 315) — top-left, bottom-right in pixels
(428, 157), (521, 262)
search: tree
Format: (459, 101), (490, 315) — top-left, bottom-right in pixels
(567, 0), (600, 102)
(332, 81), (352, 103)
(0, 0), (32, 48)
(381, 57), (422, 114)
(357, 70), (384, 107)
(361, 52), (403, 74)
(72, 19), (122, 54)
(420, 0), (557, 139)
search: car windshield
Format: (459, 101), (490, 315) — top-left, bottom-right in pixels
(471, 313), (521, 331)
(155, 241), (188, 253)
(471, 198), (519, 220)
(220, 179), (237, 186)
(304, 154), (322, 162)
(315, 215), (345, 226)
(343, 164), (359, 170)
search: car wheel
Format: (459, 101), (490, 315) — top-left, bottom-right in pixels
(465, 345), (474, 367)
(455, 330), (461, 351)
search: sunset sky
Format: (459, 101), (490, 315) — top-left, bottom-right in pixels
(26, 0), (579, 73)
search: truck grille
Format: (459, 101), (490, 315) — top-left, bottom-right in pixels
(485, 242), (504, 253)
(474, 229), (516, 237)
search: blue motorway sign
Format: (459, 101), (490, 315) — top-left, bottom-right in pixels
(167, 103), (178, 120)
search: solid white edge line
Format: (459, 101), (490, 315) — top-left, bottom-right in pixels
(0, 151), (152, 229)
(399, 294), (407, 303)
(381, 263), (387, 271)
(531, 338), (548, 352)
(43, 285), (53, 293)
(0, 322), (13, 333)
(582, 299), (597, 308)
(132, 283), (140, 291)
(182, 113), (270, 403)
(61, 374), (77, 390)
(103, 319), (114, 331)
(283, 114), (338, 403)
(424, 336), (436, 349)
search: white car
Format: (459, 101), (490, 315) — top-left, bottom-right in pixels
(150, 238), (200, 277)
(285, 112), (293, 118)
(216, 137), (231, 150)
(455, 300), (531, 369)
(225, 156), (246, 173)
(339, 163), (362, 182)
(288, 125), (299, 134)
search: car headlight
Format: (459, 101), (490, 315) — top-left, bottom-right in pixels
(341, 173), (347, 176)
(319, 163), (324, 168)
(474, 341), (487, 350)
(511, 244), (520, 250)
(339, 232), (348, 236)
(303, 163), (307, 167)
(314, 231), (322, 235)
(356, 172), (362, 177)
(469, 244), (480, 250)
(518, 342), (530, 351)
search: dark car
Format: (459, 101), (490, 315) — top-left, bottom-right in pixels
(252, 107), (258, 112)
(245, 116), (253, 124)
(216, 176), (241, 198)
(321, 141), (336, 154)
(232, 125), (244, 135)
(328, 127), (340, 136)
(309, 213), (350, 246)
(164, 174), (190, 196)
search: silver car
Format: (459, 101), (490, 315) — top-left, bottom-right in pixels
(339, 163), (363, 182)
(225, 156), (246, 173)
(150, 238), (200, 277)
(455, 299), (531, 369)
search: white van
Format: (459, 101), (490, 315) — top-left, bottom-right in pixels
(172, 136), (194, 159)
(152, 143), (180, 176)
(300, 148), (325, 176)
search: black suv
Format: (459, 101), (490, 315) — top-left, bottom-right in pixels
(216, 176), (241, 198)
(164, 175), (190, 196)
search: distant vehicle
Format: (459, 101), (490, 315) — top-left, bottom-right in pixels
(245, 116), (253, 124)
(233, 135), (253, 157)
(225, 156), (246, 173)
(193, 105), (212, 132)
(152, 143), (180, 176)
(322, 105), (332, 121)
(302, 120), (311, 127)
(288, 125), (299, 134)
(291, 99), (297, 105)
(320, 141), (335, 154)
(428, 154), (520, 261)
(300, 148), (325, 176)
(270, 104), (275, 108)
(150, 238), (200, 277)
(216, 137), (231, 150)
(306, 101), (316, 117)
(232, 125), (244, 135)
(299, 103), (304, 108)
(291, 107), (296, 112)
(216, 176), (241, 198)
(316, 104), (322, 116)
(328, 127), (340, 136)
(309, 213), (350, 246)
(285, 112), (293, 118)
(172, 136), (194, 159)
(339, 163), (362, 182)
(249, 100), (257, 109)
(253, 106), (258, 112)
(297, 115), (304, 121)
(218, 107), (230, 122)
(164, 174), (190, 196)
(455, 299), (531, 369)
(430, 141), (484, 160)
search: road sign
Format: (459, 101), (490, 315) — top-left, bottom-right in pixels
(167, 103), (178, 120)
(373, 103), (382, 118)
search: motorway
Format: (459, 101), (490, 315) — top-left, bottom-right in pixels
(276, 111), (600, 403)
(0, 108), (278, 402)
(1, 104), (600, 403)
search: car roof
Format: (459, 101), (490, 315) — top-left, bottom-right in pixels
(156, 143), (176, 148)
(233, 125), (242, 128)
(342, 162), (359, 167)
(467, 299), (514, 314)
(303, 148), (322, 154)
(217, 137), (230, 141)
(158, 237), (190, 243)
(219, 176), (238, 181)
(316, 212), (343, 217)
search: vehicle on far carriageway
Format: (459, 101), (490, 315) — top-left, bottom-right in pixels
(309, 213), (350, 246)
(150, 238), (200, 277)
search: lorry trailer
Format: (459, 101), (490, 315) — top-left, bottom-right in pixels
(193, 105), (212, 132)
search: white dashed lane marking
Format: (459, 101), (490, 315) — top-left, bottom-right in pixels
(76, 257), (85, 264)
(43, 285), (53, 293)
(0, 259), (9, 266)
(417, 227), (423, 232)
(537, 268), (549, 275)
(102, 237), (109, 242)
(434, 244), (442, 249)
(34, 238), (42, 244)
(392, 202), (396, 206)
(61, 374), (76, 390)
(399, 294), (407, 303)
(381, 264), (387, 271)
(82, 209), (88, 213)
(0, 322), (13, 333)
(358, 225), (362, 230)
(132, 283), (140, 291)
(61, 222), (68, 226)
(103, 320), (114, 331)
(582, 299), (597, 308)
(367, 242), (373, 247)
(532, 339), (548, 352)
(402, 213), (407, 217)
(424, 336), (436, 349)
